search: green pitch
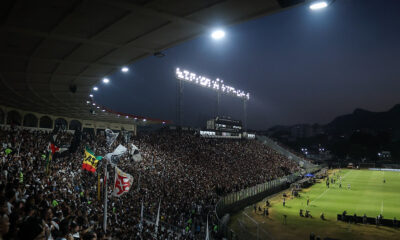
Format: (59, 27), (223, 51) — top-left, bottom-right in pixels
(229, 169), (400, 240)
(281, 169), (400, 219)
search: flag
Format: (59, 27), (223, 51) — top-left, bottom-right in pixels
(48, 143), (59, 154)
(130, 144), (142, 162)
(47, 142), (68, 154)
(205, 217), (210, 240)
(121, 130), (131, 144)
(105, 144), (127, 165)
(155, 199), (161, 235)
(105, 129), (119, 147)
(82, 148), (102, 173)
(112, 166), (133, 197)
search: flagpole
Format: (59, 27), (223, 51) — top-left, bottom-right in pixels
(155, 199), (161, 236)
(103, 158), (108, 233)
(17, 139), (23, 157)
(205, 216), (209, 240)
(137, 172), (141, 192)
(97, 172), (101, 201)
(140, 199), (144, 232)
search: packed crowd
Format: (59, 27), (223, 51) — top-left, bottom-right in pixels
(0, 126), (300, 239)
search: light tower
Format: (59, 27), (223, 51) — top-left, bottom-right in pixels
(175, 68), (250, 129)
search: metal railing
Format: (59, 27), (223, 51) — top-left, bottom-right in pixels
(215, 172), (302, 239)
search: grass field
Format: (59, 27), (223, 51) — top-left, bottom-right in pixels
(229, 169), (400, 240)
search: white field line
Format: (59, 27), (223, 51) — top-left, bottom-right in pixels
(243, 212), (258, 225)
(310, 170), (352, 205)
(310, 188), (329, 205)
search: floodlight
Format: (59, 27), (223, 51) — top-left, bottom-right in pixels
(211, 29), (225, 39)
(125, 116), (129, 118)
(175, 68), (250, 100)
(310, 1), (328, 10)
(93, 86), (98, 91)
(143, 119), (147, 122)
(121, 67), (129, 73)
(92, 103), (96, 106)
(86, 101), (90, 104)
(97, 106), (100, 109)
(102, 109), (105, 112)
(103, 78), (110, 84)
(89, 94), (93, 98)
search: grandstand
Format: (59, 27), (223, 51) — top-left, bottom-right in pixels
(4, 1), (396, 240)
(0, 1), (318, 240)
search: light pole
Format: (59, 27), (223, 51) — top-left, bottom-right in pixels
(176, 77), (183, 127)
(243, 99), (247, 132)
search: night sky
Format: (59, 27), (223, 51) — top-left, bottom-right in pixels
(96, 0), (400, 130)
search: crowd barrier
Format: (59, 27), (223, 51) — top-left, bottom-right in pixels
(215, 172), (303, 239)
(337, 214), (399, 228)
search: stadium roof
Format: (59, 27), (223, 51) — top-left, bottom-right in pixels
(0, 0), (304, 124)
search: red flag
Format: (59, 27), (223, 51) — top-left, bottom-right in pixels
(48, 143), (59, 154)
(113, 167), (133, 197)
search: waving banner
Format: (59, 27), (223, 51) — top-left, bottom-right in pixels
(113, 167), (133, 197)
(82, 148), (102, 173)
(105, 129), (119, 147)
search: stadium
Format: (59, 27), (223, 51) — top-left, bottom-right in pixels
(1, 0), (399, 240)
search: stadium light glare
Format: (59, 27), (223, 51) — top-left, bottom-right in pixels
(121, 67), (129, 73)
(97, 106), (100, 109)
(143, 119), (147, 122)
(92, 103), (96, 106)
(310, 1), (328, 10)
(175, 68), (250, 100)
(86, 101), (90, 104)
(102, 109), (105, 112)
(103, 78), (110, 84)
(93, 86), (98, 91)
(89, 94), (93, 98)
(211, 29), (225, 39)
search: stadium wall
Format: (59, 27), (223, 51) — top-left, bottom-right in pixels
(0, 105), (136, 133)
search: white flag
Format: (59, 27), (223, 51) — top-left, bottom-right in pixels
(105, 129), (119, 147)
(105, 144), (128, 164)
(113, 144), (127, 156)
(112, 167), (133, 197)
(130, 144), (142, 162)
